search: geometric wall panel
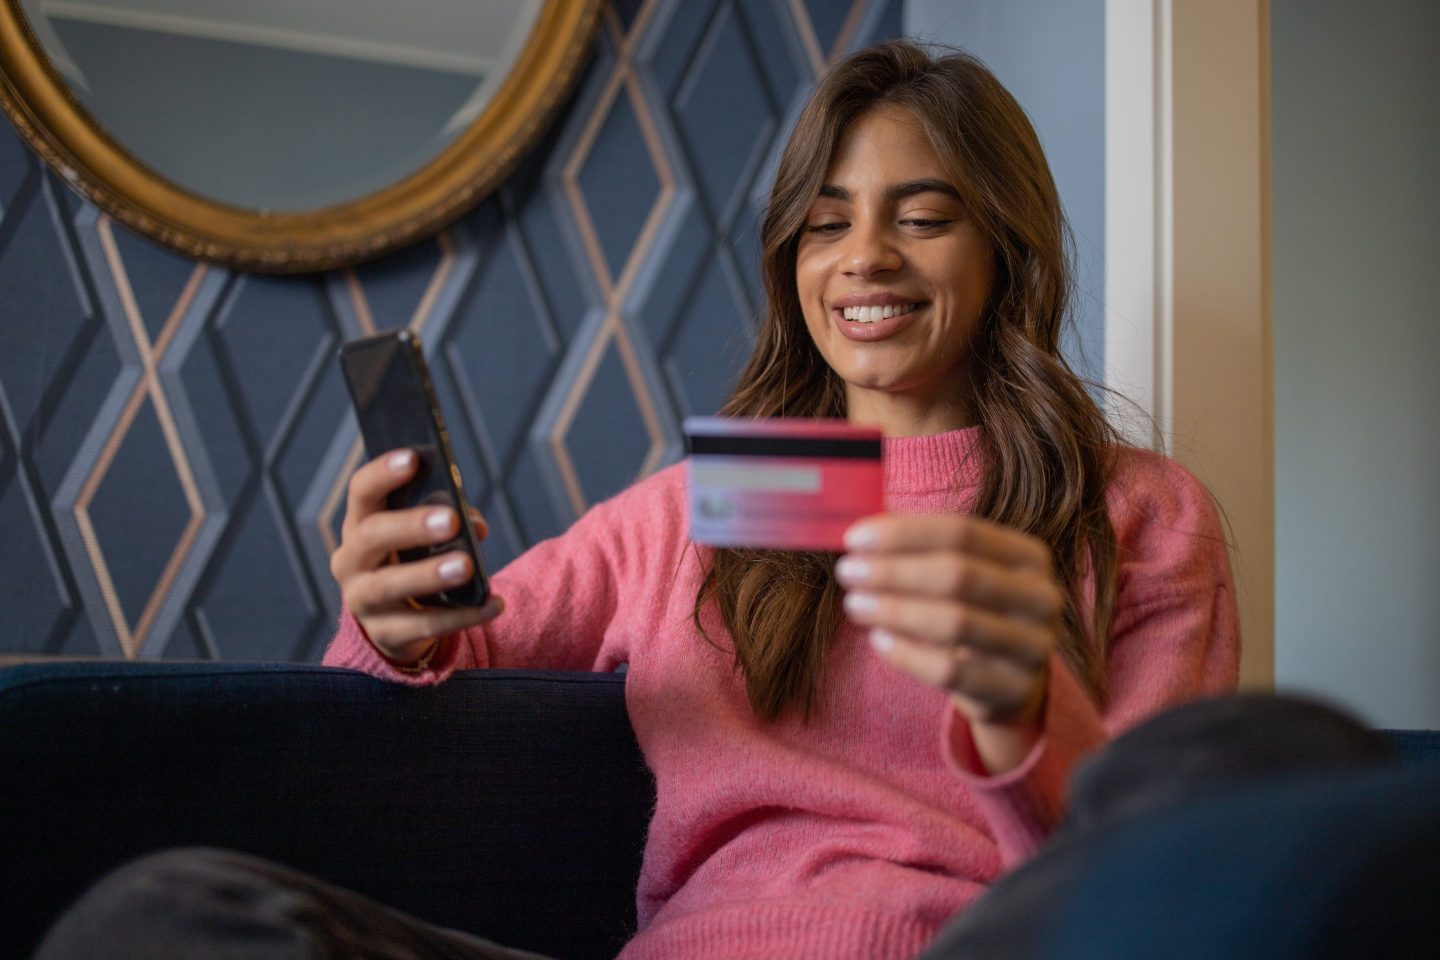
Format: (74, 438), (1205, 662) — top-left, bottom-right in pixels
(0, 0), (901, 663)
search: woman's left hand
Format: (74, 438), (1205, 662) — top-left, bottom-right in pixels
(836, 514), (1064, 769)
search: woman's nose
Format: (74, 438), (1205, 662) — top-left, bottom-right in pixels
(841, 222), (902, 278)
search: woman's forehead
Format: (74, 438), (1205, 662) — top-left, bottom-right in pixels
(819, 106), (961, 196)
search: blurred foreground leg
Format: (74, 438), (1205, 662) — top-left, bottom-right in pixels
(922, 693), (1440, 959)
(33, 847), (553, 960)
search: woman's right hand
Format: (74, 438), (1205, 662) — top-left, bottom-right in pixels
(329, 448), (504, 665)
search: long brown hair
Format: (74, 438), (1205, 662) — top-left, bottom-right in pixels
(693, 41), (1120, 722)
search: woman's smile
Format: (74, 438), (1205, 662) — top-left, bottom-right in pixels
(830, 299), (928, 341)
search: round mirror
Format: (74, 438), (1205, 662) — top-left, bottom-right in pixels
(0, 0), (600, 271)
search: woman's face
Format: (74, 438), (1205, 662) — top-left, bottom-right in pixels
(795, 104), (994, 429)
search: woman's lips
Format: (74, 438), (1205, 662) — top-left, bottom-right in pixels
(831, 302), (927, 342)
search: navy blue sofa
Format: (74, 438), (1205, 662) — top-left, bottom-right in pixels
(0, 662), (653, 960)
(2, 660), (1437, 960)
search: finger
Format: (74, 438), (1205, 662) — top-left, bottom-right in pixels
(344, 449), (419, 533)
(362, 595), (506, 659)
(843, 591), (1052, 666)
(344, 506), (460, 579)
(844, 514), (1051, 571)
(836, 553), (1065, 623)
(331, 504), (451, 585)
(467, 506), (490, 541)
(346, 549), (478, 615)
(870, 630), (1039, 717)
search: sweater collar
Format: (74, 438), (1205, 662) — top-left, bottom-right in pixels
(881, 425), (983, 495)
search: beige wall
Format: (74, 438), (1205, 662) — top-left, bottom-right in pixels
(1106, 0), (1274, 688)
(1169, 0), (1273, 688)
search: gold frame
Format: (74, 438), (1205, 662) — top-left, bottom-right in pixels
(0, 0), (601, 273)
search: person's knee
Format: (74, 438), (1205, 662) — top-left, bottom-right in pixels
(78, 846), (273, 911)
(34, 847), (309, 960)
(1064, 692), (1393, 833)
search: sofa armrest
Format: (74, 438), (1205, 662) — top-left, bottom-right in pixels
(0, 661), (654, 960)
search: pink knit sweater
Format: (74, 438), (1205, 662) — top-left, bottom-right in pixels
(325, 427), (1239, 959)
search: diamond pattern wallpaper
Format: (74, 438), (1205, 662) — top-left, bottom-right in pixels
(0, 0), (902, 663)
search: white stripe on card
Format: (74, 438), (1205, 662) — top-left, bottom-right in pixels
(691, 461), (821, 493)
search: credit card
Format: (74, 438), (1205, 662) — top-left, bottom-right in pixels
(684, 417), (883, 551)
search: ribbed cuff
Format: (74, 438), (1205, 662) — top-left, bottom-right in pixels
(619, 901), (948, 960)
(940, 653), (1106, 867)
(321, 607), (461, 687)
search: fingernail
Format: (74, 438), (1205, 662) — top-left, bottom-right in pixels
(844, 524), (878, 550)
(834, 557), (871, 584)
(438, 557), (469, 583)
(843, 592), (878, 616)
(388, 450), (414, 472)
(425, 509), (454, 535)
(870, 629), (895, 652)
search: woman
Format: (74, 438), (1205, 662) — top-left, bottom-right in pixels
(38, 40), (1237, 960)
(326, 38), (1237, 956)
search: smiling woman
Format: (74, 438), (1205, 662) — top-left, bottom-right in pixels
(24, 36), (1247, 960)
(0, 0), (600, 270)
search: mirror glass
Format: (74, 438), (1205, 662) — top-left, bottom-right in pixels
(19, 0), (545, 211)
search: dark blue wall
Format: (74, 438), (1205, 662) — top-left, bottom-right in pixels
(0, 0), (901, 662)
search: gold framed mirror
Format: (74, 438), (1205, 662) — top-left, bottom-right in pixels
(0, 0), (601, 272)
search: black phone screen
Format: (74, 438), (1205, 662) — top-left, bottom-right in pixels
(338, 330), (489, 607)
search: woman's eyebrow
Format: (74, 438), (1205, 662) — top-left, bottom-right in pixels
(816, 179), (963, 203)
(885, 179), (963, 203)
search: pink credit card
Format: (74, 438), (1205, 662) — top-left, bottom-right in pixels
(684, 417), (883, 551)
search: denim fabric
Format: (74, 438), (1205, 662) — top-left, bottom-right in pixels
(922, 694), (1438, 960)
(33, 847), (553, 960)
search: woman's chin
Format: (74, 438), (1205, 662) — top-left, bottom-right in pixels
(837, 362), (971, 415)
(839, 372), (929, 402)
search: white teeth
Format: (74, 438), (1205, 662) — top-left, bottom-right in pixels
(841, 303), (919, 323)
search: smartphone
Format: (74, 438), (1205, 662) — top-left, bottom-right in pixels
(338, 329), (490, 607)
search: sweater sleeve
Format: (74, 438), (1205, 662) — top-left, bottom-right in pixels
(940, 451), (1241, 867)
(322, 464), (687, 685)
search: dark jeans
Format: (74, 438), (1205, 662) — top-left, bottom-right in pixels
(34, 694), (1430, 960)
(32, 847), (549, 960)
(920, 693), (1438, 960)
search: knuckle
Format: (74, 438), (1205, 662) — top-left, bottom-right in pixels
(349, 514), (375, 550)
(348, 468), (374, 500)
(340, 580), (367, 615)
(329, 550), (346, 583)
(945, 605), (970, 644)
(358, 514), (396, 556)
(945, 557), (971, 595)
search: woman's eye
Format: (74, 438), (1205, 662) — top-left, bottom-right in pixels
(901, 218), (953, 229)
(804, 222), (847, 235)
